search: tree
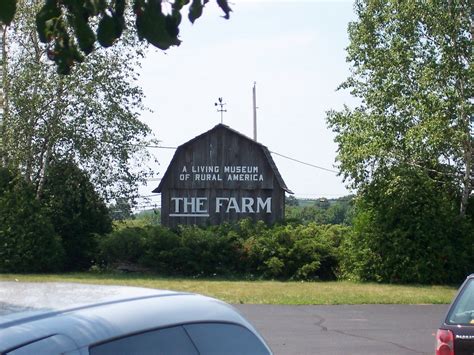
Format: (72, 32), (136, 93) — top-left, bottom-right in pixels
(339, 165), (472, 284)
(1, 0), (154, 203)
(285, 195), (299, 206)
(0, 0), (232, 74)
(109, 197), (133, 221)
(0, 167), (65, 272)
(42, 159), (112, 271)
(327, 0), (473, 216)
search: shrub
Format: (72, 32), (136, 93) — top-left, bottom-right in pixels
(98, 219), (349, 280)
(244, 223), (346, 280)
(42, 160), (112, 271)
(97, 227), (148, 267)
(0, 168), (64, 272)
(141, 225), (181, 274)
(339, 167), (473, 284)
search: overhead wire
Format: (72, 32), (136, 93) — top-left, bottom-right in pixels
(269, 151), (338, 174)
(144, 145), (339, 174)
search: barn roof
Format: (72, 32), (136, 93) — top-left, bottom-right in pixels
(152, 124), (292, 194)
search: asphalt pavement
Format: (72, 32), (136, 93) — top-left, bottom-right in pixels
(235, 304), (448, 355)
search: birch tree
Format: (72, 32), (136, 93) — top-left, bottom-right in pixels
(327, 0), (473, 216)
(0, 0), (154, 203)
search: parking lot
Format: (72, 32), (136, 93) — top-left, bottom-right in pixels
(236, 304), (448, 355)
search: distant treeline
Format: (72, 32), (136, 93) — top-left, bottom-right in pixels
(284, 195), (355, 226)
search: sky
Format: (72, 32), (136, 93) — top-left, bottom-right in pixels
(136, 0), (358, 209)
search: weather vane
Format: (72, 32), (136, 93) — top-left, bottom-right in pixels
(214, 97), (227, 124)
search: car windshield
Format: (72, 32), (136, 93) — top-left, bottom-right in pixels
(448, 279), (474, 325)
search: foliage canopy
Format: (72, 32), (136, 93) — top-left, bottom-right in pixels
(0, 0), (232, 74)
(327, 0), (473, 215)
(0, 167), (65, 272)
(42, 160), (112, 271)
(1, 0), (154, 203)
(339, 166), (473, 284)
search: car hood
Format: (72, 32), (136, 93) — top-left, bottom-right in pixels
(0, 281), (180, 323)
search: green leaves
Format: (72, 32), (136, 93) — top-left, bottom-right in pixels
(74, 18), (96, 54)
(0, 0), (16, 25)
(36, 0), (88, 74)
(216, 0), (231, 19)
(341, 165), (472, 284)
(29, 0), (232, 74)
(135, 0), (180, 50)
(5, 1), (155, 204)
(97, 13), (124, 47)
(1, 0), (234, 74)
(188, 0), (203, 23)
(35, 0), (61, 43)
(327, 0), (473, 215)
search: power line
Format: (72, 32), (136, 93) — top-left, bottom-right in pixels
(137, 194), (161, 198)
(143, 144), (338, 174)
(293, 193), (352, 198)
(144, 145), (177, 149)
(269, 151), (338, 173)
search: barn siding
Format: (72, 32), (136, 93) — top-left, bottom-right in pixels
(156, 125), (289, 228)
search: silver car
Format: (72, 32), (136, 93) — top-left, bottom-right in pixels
(0, 282), (272, 355)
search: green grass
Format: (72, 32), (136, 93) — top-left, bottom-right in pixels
(0, 273), (457, 305)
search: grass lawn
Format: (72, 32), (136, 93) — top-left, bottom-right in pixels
(0, 273), (457, 305)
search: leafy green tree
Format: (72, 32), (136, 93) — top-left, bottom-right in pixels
(285, 195), (299, 206)
(109, 198), (133, 221)
(1, 0), (153, 203)
(0, 167), (64, 272)
(0, 0), (231, 74)
(339, 165), (472, 284)
(326, 203), (348, 225)
(42, 160), (112, 271)
(327, 0), (473, 216)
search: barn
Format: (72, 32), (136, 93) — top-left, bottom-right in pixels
(153, 124), (292, 228)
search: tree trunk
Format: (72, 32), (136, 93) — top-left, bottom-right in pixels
(35, 79), (64, 200)
(460, 138), (472, 217)
(0, 25), (9, 166)
(24, 29), (43, 182)
(459, 74), (471, 217)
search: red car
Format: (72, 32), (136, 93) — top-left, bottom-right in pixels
(436, 274), (474, 355)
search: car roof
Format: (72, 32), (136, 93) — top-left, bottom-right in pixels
(0, 282), (263, 352)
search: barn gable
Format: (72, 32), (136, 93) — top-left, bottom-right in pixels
(153, 124), (291, 227)
(154, 124), (291, 193)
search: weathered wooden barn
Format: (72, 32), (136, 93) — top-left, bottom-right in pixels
(153, 124), (292, 228)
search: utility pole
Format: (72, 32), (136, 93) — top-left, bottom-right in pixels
(252, 82), (257, 141)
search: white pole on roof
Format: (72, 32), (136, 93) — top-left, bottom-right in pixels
(252, 82), (257, 141)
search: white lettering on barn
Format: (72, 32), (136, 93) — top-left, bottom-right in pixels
(170, 197), (272, 217)
(179, 165), (265, 182)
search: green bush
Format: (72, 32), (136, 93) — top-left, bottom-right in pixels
(339, 167), (473, 284)
(42, 160), (112, 271)
(141, 226), (181, 274)
(98, 219), (348, 280)
(0, 168), (64, 272)
(244, 223), (345, 280)
(97, 227), (148, 266)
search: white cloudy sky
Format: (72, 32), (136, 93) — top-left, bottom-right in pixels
(136, 0), (358, 208)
